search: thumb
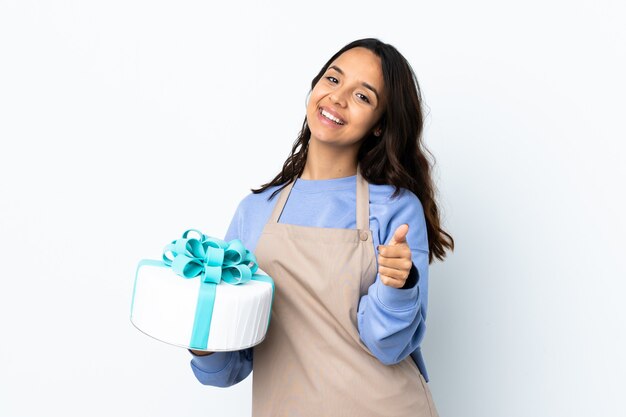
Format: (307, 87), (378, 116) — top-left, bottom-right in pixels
(389, 224), (409, 246)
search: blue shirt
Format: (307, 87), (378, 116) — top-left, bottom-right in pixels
(190, 174), (432, 385)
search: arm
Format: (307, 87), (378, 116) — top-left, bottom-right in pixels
(356, 193), (429, 365)
(357, 250), (427, 365)
(188, 198), (254, 387)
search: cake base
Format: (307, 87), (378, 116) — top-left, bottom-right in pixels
(131, 262), (273, 351)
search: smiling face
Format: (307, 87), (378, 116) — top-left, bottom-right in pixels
(306, 47), (386, 148)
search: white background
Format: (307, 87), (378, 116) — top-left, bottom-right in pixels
(1, 1), (624, 416)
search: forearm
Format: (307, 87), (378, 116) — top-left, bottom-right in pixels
(357, 261), (426, 365)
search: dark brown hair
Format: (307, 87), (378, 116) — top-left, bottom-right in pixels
(251, 38), (454, 263)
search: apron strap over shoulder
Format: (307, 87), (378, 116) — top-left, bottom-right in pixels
(356, 162), (369, 231)
(269, 179), (296, 224)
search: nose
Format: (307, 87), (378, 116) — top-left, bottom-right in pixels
(329, 88), (348, 107)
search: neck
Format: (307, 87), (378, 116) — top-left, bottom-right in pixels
(300, 139), (359, 180)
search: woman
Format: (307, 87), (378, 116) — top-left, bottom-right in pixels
(190, 38), (454, 416)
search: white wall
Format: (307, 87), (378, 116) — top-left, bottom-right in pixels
(1, 1), (624, 416)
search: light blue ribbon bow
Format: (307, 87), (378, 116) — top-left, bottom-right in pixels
(163, 229), (259, 286)
(164, 229), (259, 349)
(134, 229), (267, 350)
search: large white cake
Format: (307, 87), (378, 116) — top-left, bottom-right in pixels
(131, 262), (273, 351)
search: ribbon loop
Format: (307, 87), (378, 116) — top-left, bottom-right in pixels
(182, 229), (206, 241)
(202, 265), (223, 284)
(204, 246), (225, 266)
(222, 264), (252, 285)
(223, 239), (246, 265)
(161, 229), (257, 287)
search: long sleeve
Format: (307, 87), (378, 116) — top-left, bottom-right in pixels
(190, 349), (253, 387)
(188, 200), (254, 387)
(356, 192), (429, 367)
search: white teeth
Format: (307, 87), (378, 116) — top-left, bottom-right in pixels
(320, 109), (344, 125)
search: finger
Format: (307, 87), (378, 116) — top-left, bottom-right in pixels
(379, 273), (405, 288)
(389, 224), (409, 246)
(377, 255), (413, 271)
(378, 244), (412, 259)
(378, 265), (410, 281)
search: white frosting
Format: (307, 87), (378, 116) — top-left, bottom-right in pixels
(131, 263), (273, 351)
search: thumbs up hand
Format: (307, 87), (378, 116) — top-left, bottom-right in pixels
(377, 224), (413, 288)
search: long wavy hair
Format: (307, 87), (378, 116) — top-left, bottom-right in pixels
(251, 38), (454, 263)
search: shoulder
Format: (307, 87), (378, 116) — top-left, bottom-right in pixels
(224, 185), (284, 246)
(369, 184), (428, 252)
(233, 185), (282, 216)
(243, 185), (283, 205)
(369, 183), (425, 217)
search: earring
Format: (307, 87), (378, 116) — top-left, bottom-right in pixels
(374, 129), (382, 137)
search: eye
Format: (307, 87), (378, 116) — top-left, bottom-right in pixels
(326, 76), (339, 84)
(356, 93), (370, 103)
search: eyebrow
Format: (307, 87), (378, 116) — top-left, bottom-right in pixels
(328, 65), (380, 102)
